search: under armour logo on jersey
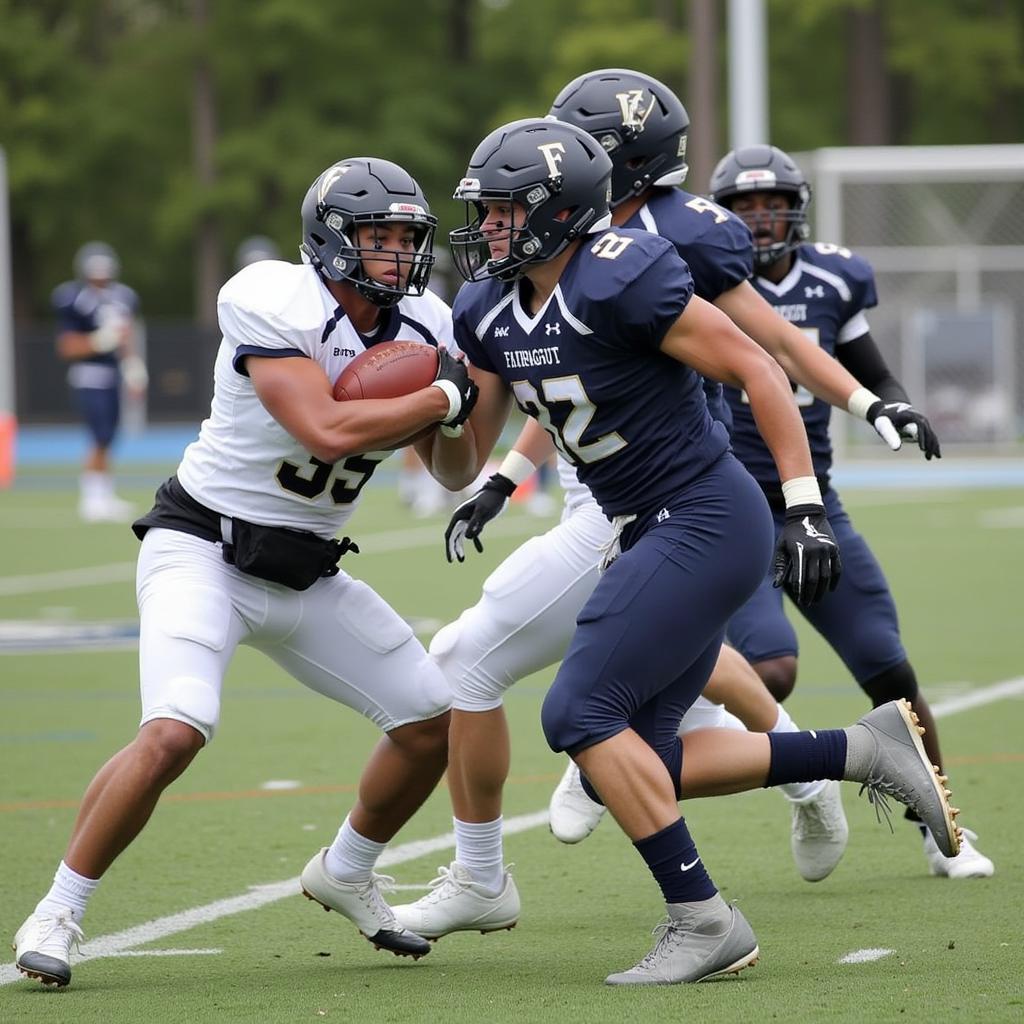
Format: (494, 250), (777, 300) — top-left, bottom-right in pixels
(657, 508), (670, 523)
(494, 326), (509, 338)
(805, 285), (825, 298)
(545, 322), (561, 336)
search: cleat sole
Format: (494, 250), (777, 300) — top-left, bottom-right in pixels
(698, 946), (760, 982)
(302, 888), (429, 959)
(895, 699), (960, 857)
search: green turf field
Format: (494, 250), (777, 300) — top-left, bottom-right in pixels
(1, 470), (1022, 1023)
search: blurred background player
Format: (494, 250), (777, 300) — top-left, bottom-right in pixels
(234, 234), (281, 271)
(52, 242), (147, 522)
(709, 143), (992, 879)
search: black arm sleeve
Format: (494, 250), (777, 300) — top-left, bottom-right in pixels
(835, 331), (910, 404)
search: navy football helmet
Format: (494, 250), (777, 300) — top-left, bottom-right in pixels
(74, 241), (120, 282)
(299, 158), (437, 307)
(549, 68), (689, 208)
(709, 145), (812, 268)
(450, 117), (613, 282)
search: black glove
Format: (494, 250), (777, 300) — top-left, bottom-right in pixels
(866, 400), (941, 460)
(773, 504), (842, 606)
(444, 473), (516, 563)
(435, 347), (479, 430)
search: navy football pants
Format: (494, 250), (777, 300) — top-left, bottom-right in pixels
(540, 454), (774, 790)
(73, 384), (121, 448)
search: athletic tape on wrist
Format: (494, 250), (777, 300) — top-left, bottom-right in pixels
(781, 476), (823, 509)
(430, 379), (461, 423)
(496, 450), (538, 487)
(847, 386), (882, 421)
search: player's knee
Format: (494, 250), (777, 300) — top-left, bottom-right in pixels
(387, 710), (451, 761)
(753, 656), (797, 702)
(143, 675), (221, 744)
(135, 717), (205, 781)
(860, 660), (919, 707)
(541, 679), (611, 754)
(430, 619), (507, 712)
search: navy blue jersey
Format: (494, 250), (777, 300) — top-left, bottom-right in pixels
(454, 229), (730, 518)
(724, 242), (878, 485)
(625, 189), (753, 423)
(51, 279), (139, 371)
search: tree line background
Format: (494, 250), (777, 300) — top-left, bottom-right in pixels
(3, 0), (1023, 328)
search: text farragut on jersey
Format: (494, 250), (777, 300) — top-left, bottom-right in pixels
(503, 346), (562, 369)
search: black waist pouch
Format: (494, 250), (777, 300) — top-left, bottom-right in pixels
(221, 517), (359, 591)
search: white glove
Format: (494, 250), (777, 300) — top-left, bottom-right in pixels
(90, 322), (123, 353)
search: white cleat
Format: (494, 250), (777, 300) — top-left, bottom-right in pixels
(924, 827), (994, 879)
(13, 909), (84, 988)
(789, 780), (849, 882)
(548, 760), (606, 844)
(79, 495), (136, 523)
(390, 861), (520, 940)
(300, 849), (431, 958)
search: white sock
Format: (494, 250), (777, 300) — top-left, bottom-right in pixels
(36, 861), (99, 923)
(324, 815), (387, 883)
(454, 817), (504, 895)
(772, 705), (827, 802)
(80, 471), (108, 500)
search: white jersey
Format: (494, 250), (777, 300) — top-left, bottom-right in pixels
(177, 260), (455, 537)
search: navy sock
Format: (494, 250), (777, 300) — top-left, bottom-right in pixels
(634, 819), (716, 904)
(765, 729), (848, 787)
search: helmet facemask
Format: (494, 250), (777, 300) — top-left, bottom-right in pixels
(727, 186), (811, 269)
(450, 178), (606, 283)
(302, 203), (437, 308)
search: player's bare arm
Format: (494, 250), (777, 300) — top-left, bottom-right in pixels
(660, 295), (815, 484)
(249, 353), (451, 463)
(715, 280), (872, 410)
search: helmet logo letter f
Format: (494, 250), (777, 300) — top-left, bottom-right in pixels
(538, 142), (566, 179)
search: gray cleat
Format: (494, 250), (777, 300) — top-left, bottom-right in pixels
(847, 699), (961, 857)
(605, 897), (759, 986)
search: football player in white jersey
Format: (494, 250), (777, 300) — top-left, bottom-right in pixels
(12, 158), (488, 989)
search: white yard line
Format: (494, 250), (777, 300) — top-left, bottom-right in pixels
(3, 676), (1021, 986)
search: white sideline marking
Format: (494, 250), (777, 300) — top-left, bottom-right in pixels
(3, 676), (1021, 987)
(930, 677), (1024, 718)
(0, 518), (548, 596)
(107, 949), (221, 958)
(838, 948), (894, 964)
(0, 811), (547, 985)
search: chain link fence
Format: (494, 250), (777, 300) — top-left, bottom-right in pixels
(798, 145), (1024, 456)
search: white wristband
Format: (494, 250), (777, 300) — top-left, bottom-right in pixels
(497, 450), (538, 487)
(781, 476), (823, 509)
(430, 379), (461, 423)
(847, 386), (882, 421)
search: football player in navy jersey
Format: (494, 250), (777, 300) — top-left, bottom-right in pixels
(52, 242), (147, 522)
(390, 117), (962, 986)
(423, 69), (924, 892)
(13, 158), (483, 988)
(710, 144), (993, 880)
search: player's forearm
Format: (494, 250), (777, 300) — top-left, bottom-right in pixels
(742, 359), (816, 483)
(425, 423), (479, 490)
(768, 318), (866, 410)
(513, 416), (557, 465)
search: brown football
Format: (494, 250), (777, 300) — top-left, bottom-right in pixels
(333, 340), (439, 402)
